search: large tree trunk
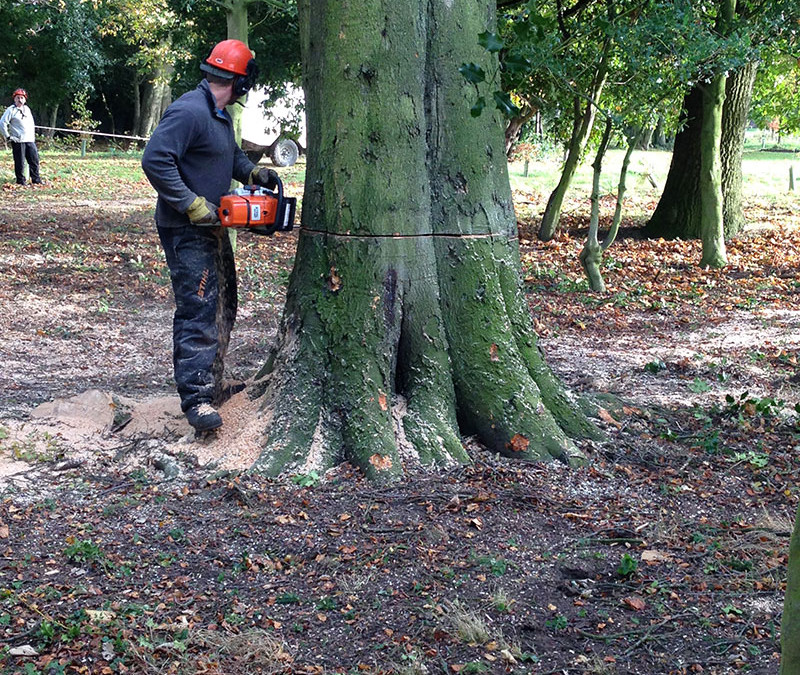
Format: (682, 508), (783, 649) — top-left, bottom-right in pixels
(698, 73), (728, 268)
(251, 0), (600, 480)
(645, 62), (757, 241)
(721, 61), (758, 237)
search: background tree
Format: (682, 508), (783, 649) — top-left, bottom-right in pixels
(495, 0), (612, 242)
(250, 0), (601, 480)
(645, 0), (798, 245)
(0, 0), (105, 134)
(749, 45), (800, 140)
(97, 0), (188, 137)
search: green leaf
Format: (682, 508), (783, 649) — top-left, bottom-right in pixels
(688, 378), (712, 393)
(503, 53), (531, 74)
(478, 31), (504, 53)
(459, 62), (486, 84)
(470, 96), (486, 117)
(493, 91), (520, 118)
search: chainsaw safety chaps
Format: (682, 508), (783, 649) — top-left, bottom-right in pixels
(158, 224), (233, 412)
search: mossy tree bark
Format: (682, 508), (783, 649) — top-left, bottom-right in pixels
(251, 0), (601, 480)
(781, 504), (800, 674)
(698, 72), (728, 268)
(645, 63), (757, 242)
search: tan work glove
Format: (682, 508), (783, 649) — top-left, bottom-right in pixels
(186, 195), (220, 226)
(249, 167), (279, 190)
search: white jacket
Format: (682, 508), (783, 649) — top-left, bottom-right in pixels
(0, 104), (36, 143)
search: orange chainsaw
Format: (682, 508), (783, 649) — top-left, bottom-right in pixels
(218, 176), (296, 236)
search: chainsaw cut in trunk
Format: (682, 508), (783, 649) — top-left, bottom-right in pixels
(250, 0), (601, 480)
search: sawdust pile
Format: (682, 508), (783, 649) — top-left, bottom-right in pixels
(0, 388), (267, 480)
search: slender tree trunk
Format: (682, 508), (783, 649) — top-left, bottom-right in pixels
(603, 131), (640, 251)
(224, 0), (251, 144)
(251, 0), (600, 480)
(505, 106), (537, 158)
(132, 79), (142, 138)
(581, 123), (641, 292)
(539, 44), (609, 241)
(580, 118), (612, 293)
(46, 105), (58, 140)
(698, 0), (735, 268)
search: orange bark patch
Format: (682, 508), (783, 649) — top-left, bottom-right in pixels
(508, 434), (529, 453)
(369, 454), (393, 471)
(489, 343), (499, 362)
(328, 267), (342, 292)
(378, 392), (388, 411)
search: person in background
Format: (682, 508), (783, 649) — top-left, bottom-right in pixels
(0, 88), (42, 186)
(141, 39), (279, 433)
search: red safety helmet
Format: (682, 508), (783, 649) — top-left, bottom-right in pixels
(12, 88), (27, 100)
(201, 40), (253, 77)
(200, 40), (258, 98)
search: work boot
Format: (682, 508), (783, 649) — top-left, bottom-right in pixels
(185, 403), (222, 432)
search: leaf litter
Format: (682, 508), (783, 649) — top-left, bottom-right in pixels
(0, 166), (798, 673)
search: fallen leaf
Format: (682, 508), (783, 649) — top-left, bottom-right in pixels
(622, 596), (646, 611)
(641, 550), (672, 564)
(598, 408), (622, 428)
(369, 454), (393, 471)
(87, 609), (116, 623)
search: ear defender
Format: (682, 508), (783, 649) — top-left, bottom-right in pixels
(233, 59), (259, 98)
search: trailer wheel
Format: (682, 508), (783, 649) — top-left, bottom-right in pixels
(271, 139), (299, 167)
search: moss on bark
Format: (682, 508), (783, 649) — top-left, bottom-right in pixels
(252, 0), (599, 479)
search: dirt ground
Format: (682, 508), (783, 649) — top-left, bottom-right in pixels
(1, 164), (799, 674)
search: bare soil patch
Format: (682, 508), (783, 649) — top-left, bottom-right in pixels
(0, 169), (799, 674)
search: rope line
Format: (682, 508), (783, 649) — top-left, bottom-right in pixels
(35, 126), (150, 142)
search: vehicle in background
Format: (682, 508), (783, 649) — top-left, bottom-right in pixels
(241, 84), (305, 167)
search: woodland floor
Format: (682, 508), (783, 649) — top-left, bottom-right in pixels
(1, 156), (800, 674)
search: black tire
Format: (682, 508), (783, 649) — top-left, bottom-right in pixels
(271, 139), (299, 167)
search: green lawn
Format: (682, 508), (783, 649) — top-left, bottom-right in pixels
(509, 141), (800, 210)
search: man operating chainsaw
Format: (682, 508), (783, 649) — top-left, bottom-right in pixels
(141, 39), (280, 433)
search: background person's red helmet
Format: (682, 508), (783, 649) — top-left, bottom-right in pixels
(12, 88), (27, 99)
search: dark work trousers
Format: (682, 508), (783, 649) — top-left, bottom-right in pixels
(158, 224), (237, 412)
(11, 141), (40, 184)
